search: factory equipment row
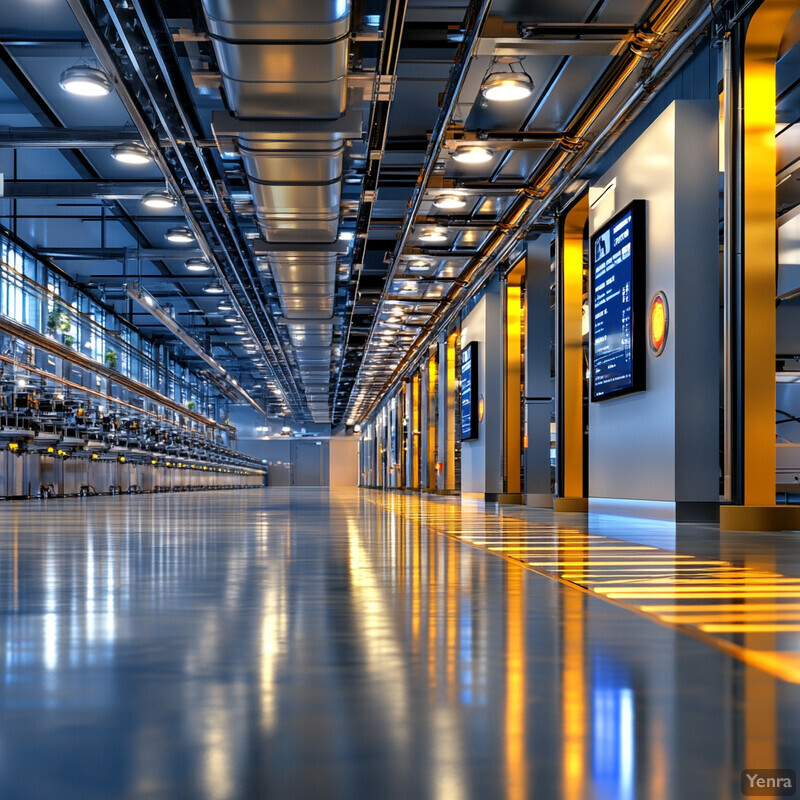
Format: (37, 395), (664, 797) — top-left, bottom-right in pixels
(0, 336), (265, 499)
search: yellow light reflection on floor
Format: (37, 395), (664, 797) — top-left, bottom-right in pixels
(700, 624), (800, 633)
(365, 492), (800, 684)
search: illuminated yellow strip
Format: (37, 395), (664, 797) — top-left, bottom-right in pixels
(489, 545), (657, 552)
(601, 591), (800, 599)
(641, 603), (800, 612)
(584, 577), (800, 587)
(659, 613), (800, 623)
(699, 624), (800, 633)
(597, 585), (800, 594)
(528, 560), (725, 567)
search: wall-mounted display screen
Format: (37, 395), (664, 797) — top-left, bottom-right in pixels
(460, 341), (479, 441)
(590, 200), (646, 401)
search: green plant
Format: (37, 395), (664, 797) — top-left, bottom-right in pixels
(62, 334), (74, 349)
(186, 400), (195, 411)
(47, 306), (65, 333)
(104, 349), (118, 370)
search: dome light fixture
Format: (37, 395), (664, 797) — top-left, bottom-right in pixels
(185, 258), (211, 273)
(111, 142), (151, 165)
(224, 316), (239, 324)
(409, 259), (430, 272)
(433, 193), (466, 210)
(59, 65), (112, 97)
(142, 190), (177, 210)
(419, 228), (447, 242)
(452, 144), (493, 164)
(203, 281), (224, 295)
(480, 57), (534, 103)
(217, 299), (233, 312)
(165, 226), (194, 244)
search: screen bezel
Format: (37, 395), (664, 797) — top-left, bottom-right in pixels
(460, 341), (479, 441)
(589, 199), (647, 402)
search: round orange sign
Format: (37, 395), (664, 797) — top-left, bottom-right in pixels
(649, 291), (668, 355)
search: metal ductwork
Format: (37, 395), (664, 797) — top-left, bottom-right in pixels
(203, 0), (352, 423)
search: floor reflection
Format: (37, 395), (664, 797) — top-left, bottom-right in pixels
(0, 489), (798, 799)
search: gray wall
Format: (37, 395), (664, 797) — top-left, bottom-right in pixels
(587, 101), (719, 512)
(460, 280), (504, 495)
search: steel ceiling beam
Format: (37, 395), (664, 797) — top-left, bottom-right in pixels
(38, 247), (204, 260)
(3, 179), (166, 199)
(0, 127), (144, 148)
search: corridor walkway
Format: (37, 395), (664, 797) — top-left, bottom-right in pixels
(0, 487), (798, 799)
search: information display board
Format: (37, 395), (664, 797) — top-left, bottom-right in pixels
(590, 200), (646, 401)
(460, 341), (479, 441)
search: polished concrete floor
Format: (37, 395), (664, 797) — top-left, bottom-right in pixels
(1, 488), (799, 799)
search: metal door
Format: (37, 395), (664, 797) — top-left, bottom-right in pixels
(290, 441), (328, 485)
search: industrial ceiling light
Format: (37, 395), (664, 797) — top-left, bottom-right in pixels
(165, 226), (194, 244)
(59, 65), (112, 97)
(452, 144), (493, 164)
(185, 258), (211, 272)
(142, 190), (177, 209)
(224, 316), (238, 323)
(409, 259), (430, 272)
(217, 299), (232, 312)
(203, 281), (224, 295)
(111, 142), (152, 165)
(433, 193), (466, 210)
(480, 57), (534, 102)
(419, 228), (447, 242)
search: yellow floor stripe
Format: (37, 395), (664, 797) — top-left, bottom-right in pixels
(365, 491), (800, 684)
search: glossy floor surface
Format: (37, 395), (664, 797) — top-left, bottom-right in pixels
(1, 488), (799, 800)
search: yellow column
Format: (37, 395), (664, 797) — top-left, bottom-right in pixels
(412, 373), (420, 489)
(445, 332), (457, 491)
(505, 263), (525, 497)
(427, 355), (437, 489)
(555, 195), (589, 512)
(721, 0), (799, 530)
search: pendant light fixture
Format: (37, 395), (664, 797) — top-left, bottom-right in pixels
(419, 228), (447, 242)
(433, 193), (467, 210)
(59, 65), (112, 97)
(185, 258), (211, 272)
(480, 57), (534, 102)
(452, 144), (493, 164)
(110, 142), (152, 165)
(165, 226), (194, 244)
(203, 281), (224, 295)
(142, 190), (177, 210)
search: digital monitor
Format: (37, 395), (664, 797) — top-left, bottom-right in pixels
(590, 200), (646, 402)
(460, 341), (479, 441)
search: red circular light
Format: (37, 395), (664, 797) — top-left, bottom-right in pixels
(649, 292), (668, 355)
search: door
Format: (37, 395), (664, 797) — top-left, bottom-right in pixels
(290, 441), (329, 486)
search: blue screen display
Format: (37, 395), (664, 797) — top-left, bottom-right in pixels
(461, 343), (477, 440)
(591, 204), (643, 400)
